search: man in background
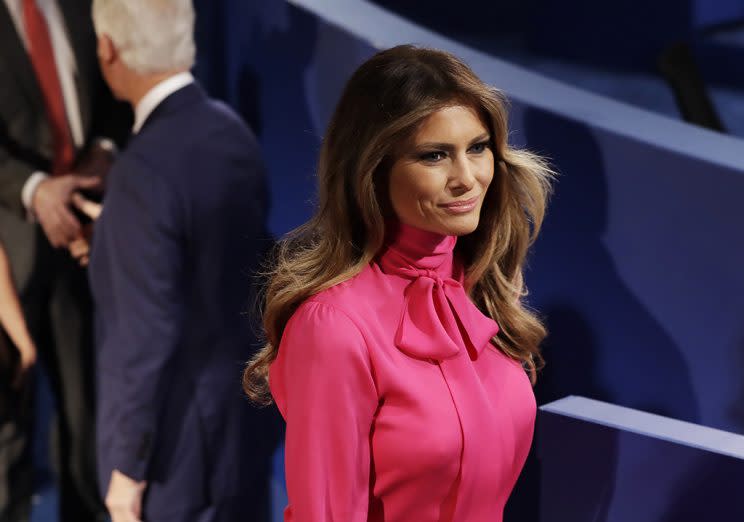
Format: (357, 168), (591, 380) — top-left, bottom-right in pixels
(78, 0), (278, 520)
(0, 0), (130, 520)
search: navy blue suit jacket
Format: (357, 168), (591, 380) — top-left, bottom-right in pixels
(89, 83), (278, 521)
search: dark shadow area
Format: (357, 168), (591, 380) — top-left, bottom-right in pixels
(659, 453), (744, 521)
(370, 0), (530, 49)
(506, 306), (611, 521)
(371, 0), (696, 74)
(534, 414), (618, 522)
(236, 66), (263, 138)
(193, 0), (228, 100)
(193, 0), (321, 236)
(506, 109), (701, 521)
(657, 42), (725, 132)
(728, 330), (744, 433)
(527, 0), (694, 72)
(522, 108), (700, 421)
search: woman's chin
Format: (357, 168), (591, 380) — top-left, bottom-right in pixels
(434, 214), (481, 237)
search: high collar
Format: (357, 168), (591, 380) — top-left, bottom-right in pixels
(381, 222), (457, 277)
(378, 222), (498, 361)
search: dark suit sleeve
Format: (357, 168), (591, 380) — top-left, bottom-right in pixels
(97, 154), (185, 480)
(0, 134), (38, 216)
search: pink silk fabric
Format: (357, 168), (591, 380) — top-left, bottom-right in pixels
(270, 223), (537, 521)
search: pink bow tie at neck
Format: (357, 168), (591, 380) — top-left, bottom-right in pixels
(394, 267), (500, 361)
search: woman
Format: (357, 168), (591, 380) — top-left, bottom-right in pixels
(244, 45), (553, 521)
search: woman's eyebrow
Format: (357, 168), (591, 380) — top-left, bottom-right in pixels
(469, 132), (491, 144)
(414, 133), (491, 151)
(414, 142), (456, 153)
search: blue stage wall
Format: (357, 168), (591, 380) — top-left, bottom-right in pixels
(193, 1), (744, 519)
(539, 397), (744, 521)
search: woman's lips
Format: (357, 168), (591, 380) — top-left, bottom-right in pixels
(439, 195), (480, 214)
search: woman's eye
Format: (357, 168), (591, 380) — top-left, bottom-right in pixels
(419, 151), (446, 162)
(469, 141), (489, 154)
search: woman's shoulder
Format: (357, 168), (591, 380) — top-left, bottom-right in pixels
(279, 289), (372, 368)
(285, 264), (386, 335)
(290, 296), (360, 333)
(310, 262), (383, 307)
(270, 279), (381, 411)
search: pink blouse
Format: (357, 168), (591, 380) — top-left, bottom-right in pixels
(269, 223), (536, 522)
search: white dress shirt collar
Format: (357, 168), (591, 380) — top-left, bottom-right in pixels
(132, 71), (194, 134)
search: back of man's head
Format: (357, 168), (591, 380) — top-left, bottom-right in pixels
(92, 0), (195, 75)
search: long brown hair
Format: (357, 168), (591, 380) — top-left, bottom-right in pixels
(244, 45), (553, 404)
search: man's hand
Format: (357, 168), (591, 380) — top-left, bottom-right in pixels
(105, 469), (146, 522)
(32, 175), (101, 248)
(68, 193), (103, 266)
(68, 231), (92, 267)
(72, 192), (103, 221)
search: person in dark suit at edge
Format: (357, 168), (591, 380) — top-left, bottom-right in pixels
(0, 0), (130, 520)
(74, 0), (279, 520)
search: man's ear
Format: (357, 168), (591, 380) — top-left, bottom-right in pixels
(97, 34), (117, 65)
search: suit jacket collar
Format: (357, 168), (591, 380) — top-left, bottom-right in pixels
(136, 81), (206, 135)
(133, 72), (195, 133)
(0, 1), (45, 117)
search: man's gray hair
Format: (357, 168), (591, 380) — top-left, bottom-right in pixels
(92, 0), (196, 74)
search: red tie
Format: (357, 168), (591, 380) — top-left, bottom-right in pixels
(23, 0), (75, 175)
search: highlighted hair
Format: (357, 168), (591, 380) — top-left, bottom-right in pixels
(244, 45), (554, 404)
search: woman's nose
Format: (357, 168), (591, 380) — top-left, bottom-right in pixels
(449, 156), (476, 193)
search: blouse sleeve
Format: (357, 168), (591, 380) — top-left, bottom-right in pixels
(270, 300), (379, 521)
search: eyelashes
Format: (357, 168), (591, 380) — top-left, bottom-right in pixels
(416, 140), (492, 164)
(418, 150), (447, 162)
(469, 141), (490, 154)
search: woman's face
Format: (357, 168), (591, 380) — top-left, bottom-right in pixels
(388, 104), (495, 236)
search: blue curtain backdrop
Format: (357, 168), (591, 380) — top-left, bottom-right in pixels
(193, 0), (322, 236)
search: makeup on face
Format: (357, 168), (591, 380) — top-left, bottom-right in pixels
(388, 105), (495, 236)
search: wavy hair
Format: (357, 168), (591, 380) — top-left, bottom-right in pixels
(244, 45), (553, 404)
